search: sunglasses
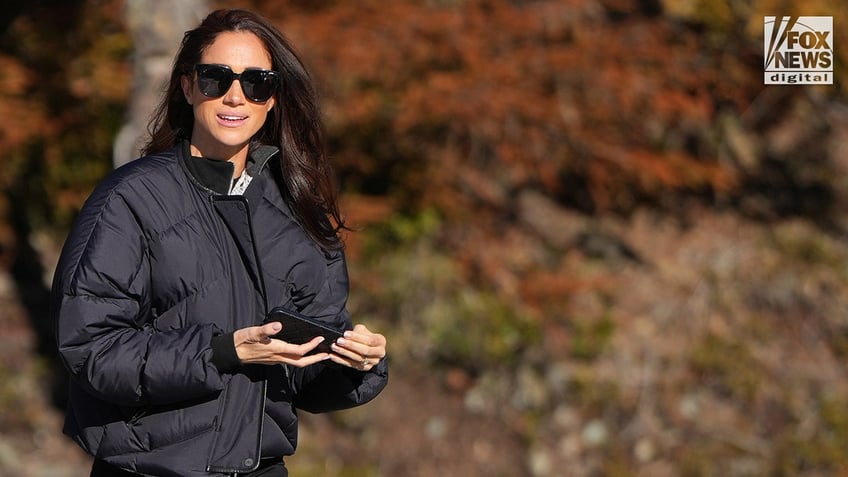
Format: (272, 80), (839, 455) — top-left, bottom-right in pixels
(194, 64), (280, 102)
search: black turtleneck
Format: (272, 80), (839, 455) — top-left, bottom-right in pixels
(185, 153), (236, 195)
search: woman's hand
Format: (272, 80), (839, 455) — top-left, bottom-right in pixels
(233, 322), (330, 367)
(329, 324), (387, 372)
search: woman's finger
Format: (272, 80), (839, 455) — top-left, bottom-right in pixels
(327, 351), (376, 371)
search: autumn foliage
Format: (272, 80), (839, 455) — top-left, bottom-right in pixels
(261, 0), (842, 217)
(1, 0), (845, 233)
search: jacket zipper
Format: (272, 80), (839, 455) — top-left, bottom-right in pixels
(207, 193), (269, 473)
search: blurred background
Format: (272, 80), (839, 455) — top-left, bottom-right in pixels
(1, 0), (847, 476)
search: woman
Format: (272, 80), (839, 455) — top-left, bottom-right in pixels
(51, 9), (388, 477)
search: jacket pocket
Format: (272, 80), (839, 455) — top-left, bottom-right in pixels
(127, 395), (219, 451)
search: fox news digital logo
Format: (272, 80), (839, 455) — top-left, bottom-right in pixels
(764, 16), (833, 85)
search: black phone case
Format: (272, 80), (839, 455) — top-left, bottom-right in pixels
(265, 307), (344, 355)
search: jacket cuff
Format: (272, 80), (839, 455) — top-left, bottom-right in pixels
(211, 332), (241, 374)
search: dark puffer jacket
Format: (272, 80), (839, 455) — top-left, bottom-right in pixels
(51, 142), (388, 476)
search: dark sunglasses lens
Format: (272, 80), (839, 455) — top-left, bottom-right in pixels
(197, 66), (233, 98)
(241, 70), (277, 102)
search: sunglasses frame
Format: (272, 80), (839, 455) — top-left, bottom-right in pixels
(194, 63), (280, 102)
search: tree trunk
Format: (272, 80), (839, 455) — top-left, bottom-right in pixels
(113, 0), (210, 167)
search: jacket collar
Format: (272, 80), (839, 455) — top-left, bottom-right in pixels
(246, 144), (279, 176)
(179, 140), (280, 195)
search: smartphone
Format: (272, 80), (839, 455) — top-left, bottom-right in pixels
(265, 307), (345, 355)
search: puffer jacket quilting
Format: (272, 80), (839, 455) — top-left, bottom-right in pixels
(51, 143), (388, 476)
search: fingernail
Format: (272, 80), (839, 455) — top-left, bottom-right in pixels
(344, 331), (353, 338)
(336, 338), (346, 345)
(271, 322), (282, 332)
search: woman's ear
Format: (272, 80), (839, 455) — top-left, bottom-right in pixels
(180, 75), (193, 105)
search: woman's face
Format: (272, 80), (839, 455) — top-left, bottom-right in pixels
(181, 31), (276, 164)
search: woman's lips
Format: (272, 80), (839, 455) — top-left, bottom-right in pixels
(217, 114), (248, 126)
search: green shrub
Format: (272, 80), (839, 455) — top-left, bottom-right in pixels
(688, 333), (761, 404)
(353, 209), (540, 371)
(567, 313), (615, 362)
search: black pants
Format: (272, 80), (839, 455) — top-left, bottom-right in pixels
(90, 459), (288, 477)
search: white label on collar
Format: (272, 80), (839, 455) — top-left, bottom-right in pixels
(229, 171), (253, 196)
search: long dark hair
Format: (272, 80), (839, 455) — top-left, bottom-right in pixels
(144, 9), (345, 250)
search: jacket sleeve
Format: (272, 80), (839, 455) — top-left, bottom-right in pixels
(289, 248), (389, 413)
(51, 182), (226, 407)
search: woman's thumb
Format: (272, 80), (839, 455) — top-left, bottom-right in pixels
(266, 321), (282, 335)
